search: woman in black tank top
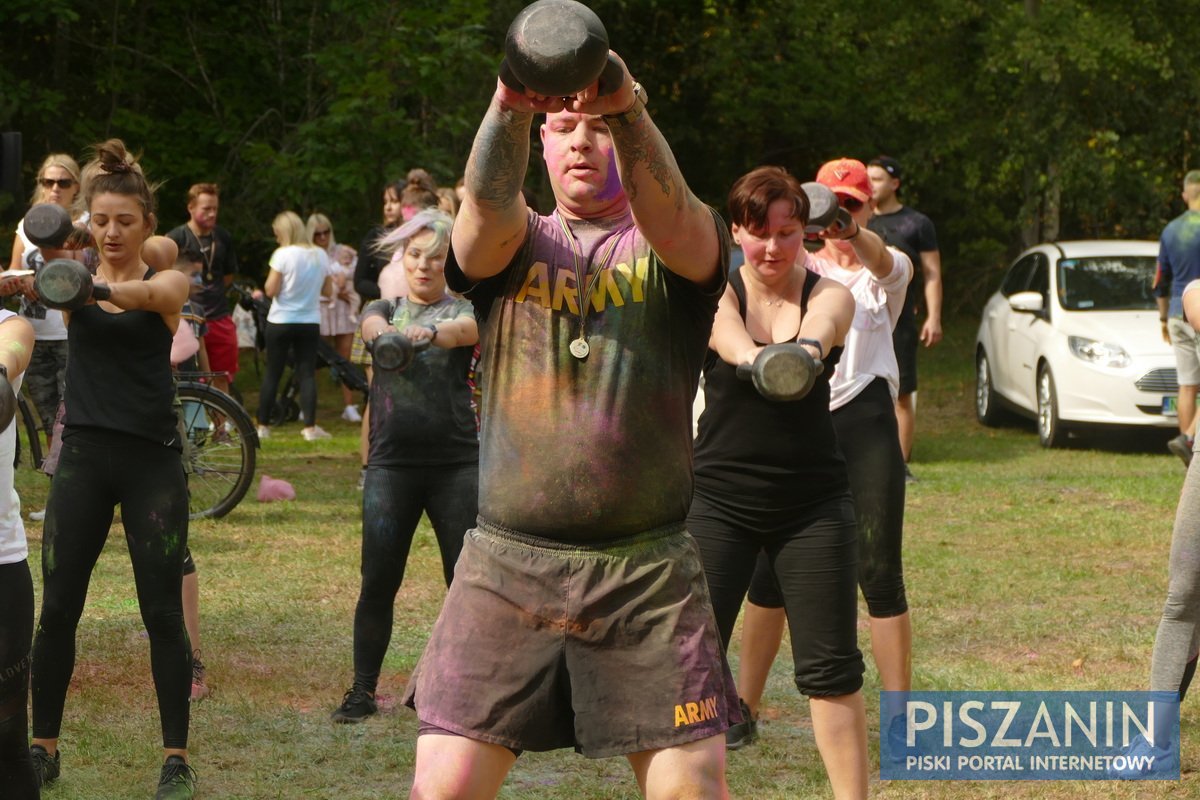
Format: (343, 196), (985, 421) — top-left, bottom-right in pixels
(688, 167), (869, 798)
(29, 140), (199, 798)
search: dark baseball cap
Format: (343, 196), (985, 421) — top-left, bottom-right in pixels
(870, 155), (902, 180)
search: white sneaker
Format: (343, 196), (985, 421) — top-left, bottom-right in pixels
(302, 426), (332, 441)
(341, 405), (363, 423)
(256, 425), (271, 439)
(29, 509), (46, 521)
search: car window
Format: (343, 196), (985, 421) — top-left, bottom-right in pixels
(1056, 256), (1158, 311)
(1000, 255), (1038, 297)
(1029, 254), (1049, 298)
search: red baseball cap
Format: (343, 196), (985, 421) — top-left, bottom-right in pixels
(816, 158), (871, 203)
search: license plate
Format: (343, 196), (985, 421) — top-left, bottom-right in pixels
(1164, 395), (1179, 416)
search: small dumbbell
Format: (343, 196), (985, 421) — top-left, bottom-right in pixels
(736, 343), (824, 402)
(24, 203), (76, 248)
(499, 0), (625, 97)
(368, 331), (431, 372)
(34, 258), (111, 311)
(800, 182), (853, 235)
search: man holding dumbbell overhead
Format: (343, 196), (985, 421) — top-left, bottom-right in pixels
(402, 37), (736, 800)
(166, 184), (239, 396)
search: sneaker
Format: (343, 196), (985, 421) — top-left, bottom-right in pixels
(1167, 433), (1193, 468)
(190, 650), (210, 702)
(302, 425), (332, 441)
(341, 404), (363, 423)
(30, 744), (60, 787)
(725, 699), (757, 751)
(904, 464), (918, 483)
(155, 755), (197, 799)
(331, 686), (378, 723)
(1107, 733), (1178, 779)
(28, 509), (46, 521)
(256, 425), (271, 440)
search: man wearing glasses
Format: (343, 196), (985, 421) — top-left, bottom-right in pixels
(166, 184), (240, 396)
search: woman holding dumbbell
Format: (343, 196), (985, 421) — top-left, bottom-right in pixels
(28, 140), (197, 799)
(330, 208), (479, 724)
(687, 166), (868, 798)
(7, 154), (88, 470)
(729, 159), (915, 756)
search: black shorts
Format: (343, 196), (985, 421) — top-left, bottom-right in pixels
(403, 519), (740, 757)
(892, 313), (918, 395)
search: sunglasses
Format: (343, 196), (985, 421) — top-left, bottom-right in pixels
(838, 196), (865, 212)
(313, 229), (331, 237)
(39, 177), (76, 190)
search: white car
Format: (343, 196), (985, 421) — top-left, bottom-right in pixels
(974, 240), (1177, 446)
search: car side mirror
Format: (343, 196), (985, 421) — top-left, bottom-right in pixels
(1008, 291), (1045, 314)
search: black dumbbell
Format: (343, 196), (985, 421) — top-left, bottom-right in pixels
(499, 0), (625, 97)
(24, 203), (76, 248)
(801, 182), (853, 235)
(34, 258), (111, 311)
(368, 331), (431, 372)
(736, 343), (824, 402)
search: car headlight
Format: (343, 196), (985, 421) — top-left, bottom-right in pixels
(1068, 336), (1131, 368)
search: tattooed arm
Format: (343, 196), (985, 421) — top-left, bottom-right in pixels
(453, 83), (564, 280)
(568, 53), (720, 286)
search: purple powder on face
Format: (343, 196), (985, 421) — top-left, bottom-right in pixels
(594, 157), (622, 202)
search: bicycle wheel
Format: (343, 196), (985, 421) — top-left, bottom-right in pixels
(15, 394), (43, 472)
(268, 372), (301, 425)
(177, 381), (257, 519)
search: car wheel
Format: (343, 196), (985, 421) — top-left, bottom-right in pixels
(975, 348), (1008, 426)
(1037, 365), (1069, 448)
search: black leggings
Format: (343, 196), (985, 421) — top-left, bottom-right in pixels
(32, 430), (191, 749)
(257, 322), (320, 426)
(748, 379), (907, 617)
(353, 463), (477, 693)
(0, 560), (37, 799)
(689, 492), (865, 697)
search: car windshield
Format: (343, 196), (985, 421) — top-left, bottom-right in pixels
(1057, 256), (1157, 311)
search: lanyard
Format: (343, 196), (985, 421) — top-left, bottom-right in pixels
(555, 212), (621, 360)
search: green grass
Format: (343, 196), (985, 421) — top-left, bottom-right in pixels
(15, 322), (1200, 798)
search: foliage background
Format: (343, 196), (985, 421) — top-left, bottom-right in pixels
(2, 0), (1198, 314)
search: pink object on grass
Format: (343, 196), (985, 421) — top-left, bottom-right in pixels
(257, 474), (296, 502)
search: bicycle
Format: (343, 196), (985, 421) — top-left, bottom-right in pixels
(266, 337), (369, 425)
(13, 392), (44, 472)
(176, 376), (259, 519)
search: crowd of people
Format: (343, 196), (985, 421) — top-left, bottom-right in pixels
(0, 43), (1195, 800)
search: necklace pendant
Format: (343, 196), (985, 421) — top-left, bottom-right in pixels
(569, 337), (590, 359)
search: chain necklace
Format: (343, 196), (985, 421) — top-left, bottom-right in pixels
(186, 224), (217, 284)
(555, 213), (622, 360)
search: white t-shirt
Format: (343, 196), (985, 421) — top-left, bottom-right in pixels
(0, 309), (27, 565)
(805, 247), (913, 410)
(266, 246), (329, 325)
(16, 217), (69, 341)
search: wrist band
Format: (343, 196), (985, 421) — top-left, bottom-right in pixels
(847, 223), (861, 241)
(603, 82), (648, 127)
(797, 337), (824, 360)
(426, 324), (438, 342)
